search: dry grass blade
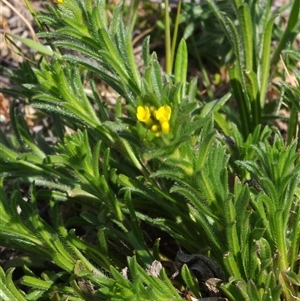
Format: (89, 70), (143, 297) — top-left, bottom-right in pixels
(1, 0), (37, 41)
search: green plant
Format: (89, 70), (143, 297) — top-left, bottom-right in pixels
(0, 0), (299, 300)
(181, 0), (300, 138)
(281, 50), (300, 146)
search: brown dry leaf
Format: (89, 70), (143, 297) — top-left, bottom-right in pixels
(146, 260), (162, 277)
(205, 278), (222, 294)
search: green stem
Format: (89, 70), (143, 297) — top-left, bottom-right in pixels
(170, 0), (181, 69)
(127, 0), (140, 32)
(23, 0), (43, 30)
(275, 212), (288, 272)
(164, 0), (171, 74)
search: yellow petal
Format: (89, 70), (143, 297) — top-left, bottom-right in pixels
(161, 121), (170, 134)
(154, 105), (171, 122)
(137, 106), (150, 122)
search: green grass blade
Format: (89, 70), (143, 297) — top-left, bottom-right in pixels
(164, 0), (171, 74)
(171, 0), (182, 69)
(6, 268), (27, 301)
(229, 64), (251, 137)
(181, 264), (201, 298)
(238, 3), (253, 71)
(246, 70), (261, 127)
(258, 15), (276, 107)
(271, 0), (300, 67)
(4, 33), (53, 56)
(174, 39), (188, 84)
(0, 280), (21, 301)
(289, 203), (300, 272)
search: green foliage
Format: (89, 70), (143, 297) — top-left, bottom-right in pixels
(0, 0), (299, 300)
(200, 0), (300, 138)
(98, 257), (183, 301)
(281, 50), (300, 146)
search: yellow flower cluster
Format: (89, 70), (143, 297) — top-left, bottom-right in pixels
(136, 105), (171, 134)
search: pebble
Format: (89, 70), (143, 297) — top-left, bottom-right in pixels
(0, 6), (11, 20)
(0, 115), (6, 123)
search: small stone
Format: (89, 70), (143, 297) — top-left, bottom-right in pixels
(1, 6), (11, 19)
(0, 114), (6, 123)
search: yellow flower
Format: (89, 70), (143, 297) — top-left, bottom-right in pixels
(56, 0), (64, 4)
(136, 106), (153, 126)
(154, 105), (171, 123)
(137, 105), (171, 135)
